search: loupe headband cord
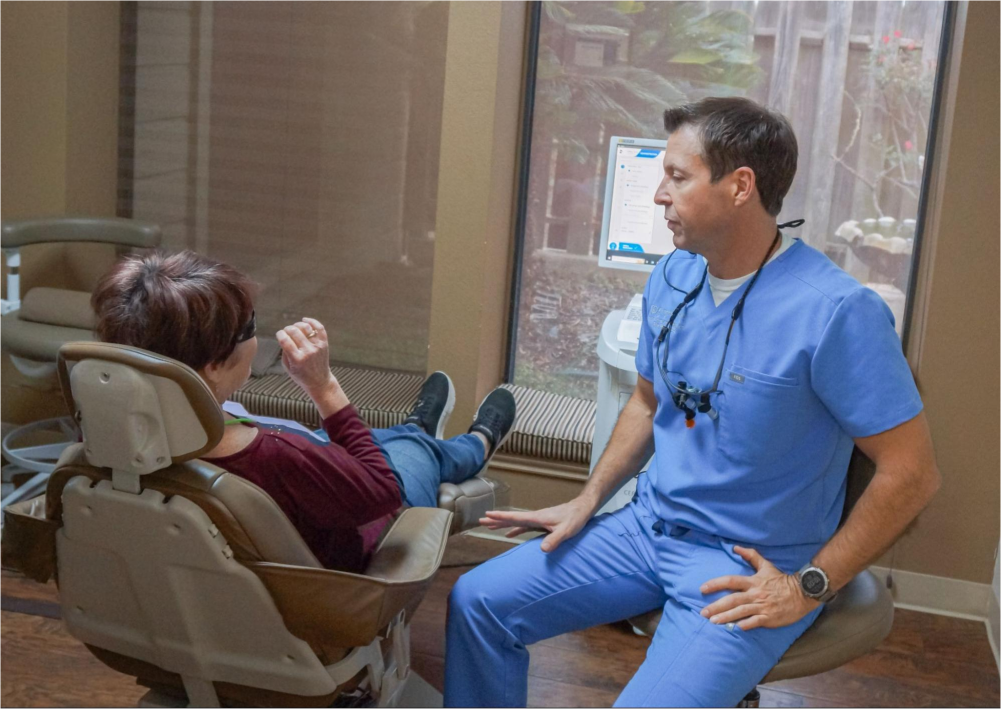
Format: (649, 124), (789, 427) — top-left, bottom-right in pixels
(708, 229), (781, 392)
(657, 218), (805, 400)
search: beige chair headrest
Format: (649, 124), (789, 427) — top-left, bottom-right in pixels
(58, 343), (224, 488)
(20, 288), (95, 329)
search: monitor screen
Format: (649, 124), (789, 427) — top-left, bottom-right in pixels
(597, 137), (676, 272)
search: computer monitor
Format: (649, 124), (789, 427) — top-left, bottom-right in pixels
(597, 136), (676, 273)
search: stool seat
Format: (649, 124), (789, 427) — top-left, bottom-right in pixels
(630, 570), (893, 685)
(762, 570), (893, 682)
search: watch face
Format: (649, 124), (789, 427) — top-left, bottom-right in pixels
(801, 569), (827, 596)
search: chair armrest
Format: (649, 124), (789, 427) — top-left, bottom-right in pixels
(1, 218), (161, 249)
(246, 507), (453, 651)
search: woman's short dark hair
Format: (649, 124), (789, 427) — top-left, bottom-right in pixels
(663, 97), (798, 216)
(92, 250), (257, 371)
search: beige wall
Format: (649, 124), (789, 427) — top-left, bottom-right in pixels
(63, 1), (121, 288)
(427, 1), (527, 434)
(1, 1), (120, 424)
(887, 0), (1000, 585)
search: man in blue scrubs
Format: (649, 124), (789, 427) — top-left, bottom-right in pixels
(444, 97), (940, 707)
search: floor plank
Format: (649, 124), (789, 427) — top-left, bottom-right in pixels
(0, 611), (146, 708)
(1, 569), (60, 605)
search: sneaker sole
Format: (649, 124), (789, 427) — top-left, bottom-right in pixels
(434, 372), (456, 440)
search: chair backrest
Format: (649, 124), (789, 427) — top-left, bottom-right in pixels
(49, 342), (347, 699)
(57, 342), (223, 492)
(55, 341), (322, 567)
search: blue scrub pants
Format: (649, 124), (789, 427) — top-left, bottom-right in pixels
(372, 424), (485, 508)
(444, 496), (822, 707)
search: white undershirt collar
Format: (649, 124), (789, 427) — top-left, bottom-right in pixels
(706, 232), (795, 307)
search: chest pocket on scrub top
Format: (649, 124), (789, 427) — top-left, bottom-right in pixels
(717, 365), (807, 468)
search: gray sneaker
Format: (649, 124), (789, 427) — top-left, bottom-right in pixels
(403, 371), (455, 439)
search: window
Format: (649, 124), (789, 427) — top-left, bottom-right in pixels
(118, 1), (449, 373)
(509, 0), (949, 400)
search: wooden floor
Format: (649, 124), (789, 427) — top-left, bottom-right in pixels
(2, 536), (998, 708)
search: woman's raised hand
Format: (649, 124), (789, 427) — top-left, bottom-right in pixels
(276, 317), (348, 417)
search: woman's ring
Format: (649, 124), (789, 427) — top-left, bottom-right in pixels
(306, 329), (318, 338)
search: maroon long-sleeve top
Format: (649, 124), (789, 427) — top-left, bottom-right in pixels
(203, 405), (402, 572)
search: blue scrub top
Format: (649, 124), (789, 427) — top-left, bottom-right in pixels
(634, 239), (923, 549)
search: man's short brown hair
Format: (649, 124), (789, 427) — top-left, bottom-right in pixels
(663, 97), (798, 216)
(92, 250), (257, 371)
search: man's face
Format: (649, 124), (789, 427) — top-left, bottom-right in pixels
(654, 125), (734, 255)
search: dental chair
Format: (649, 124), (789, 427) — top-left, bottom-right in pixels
(1, 218), (161, 510)
(2, 341), (461, 707)
(629, 447), (894, 707)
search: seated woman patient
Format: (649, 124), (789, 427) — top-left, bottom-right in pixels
(90, 250), (515, 573)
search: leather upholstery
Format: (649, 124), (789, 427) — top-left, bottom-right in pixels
(43, 447), (318, 568)
(7, 449), (453, 700)
(439, 476), (510, 534)
(0, 341), (480, 705)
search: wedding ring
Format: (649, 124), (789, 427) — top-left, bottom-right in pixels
(306, 329), (318, 338)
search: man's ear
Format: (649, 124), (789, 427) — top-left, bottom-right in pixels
(731, 167), (756, 208)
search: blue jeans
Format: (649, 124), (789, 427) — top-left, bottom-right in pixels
(372, 424), (486, 507)
(444, 493), (823, 707)
(313, 423), (485, 508)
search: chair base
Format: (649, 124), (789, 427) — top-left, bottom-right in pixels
(2, 415), (76, 474)
(1, 416), (77, 512)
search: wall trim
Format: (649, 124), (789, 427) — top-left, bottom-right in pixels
(868, 565), (991, 621)
(988, 583), (1000, 669)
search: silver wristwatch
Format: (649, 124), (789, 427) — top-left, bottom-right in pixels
(796, 563), (838, 603)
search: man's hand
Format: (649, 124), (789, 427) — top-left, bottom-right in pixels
(479, 497), (595, 553)
(699, 546), (819, 631)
